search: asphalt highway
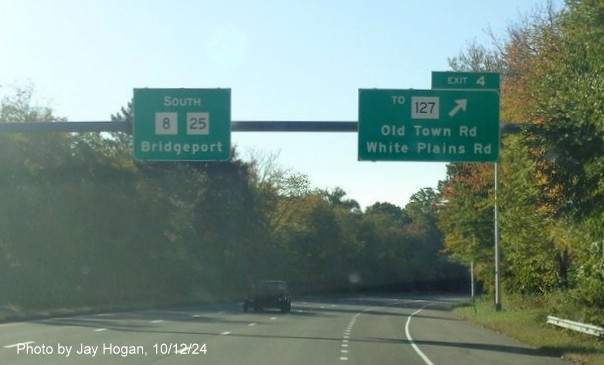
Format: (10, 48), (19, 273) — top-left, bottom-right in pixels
(1, 295), (570, 364)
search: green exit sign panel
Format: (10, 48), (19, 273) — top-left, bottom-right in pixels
(432, 71), (500, 91)
(358, 89), (500, 162)
(133, 88), (231, 161)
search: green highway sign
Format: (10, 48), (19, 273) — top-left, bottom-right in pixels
(432, 71), (500, 91)
(133, 88), (231, 161)
(358, 89), (500, 162)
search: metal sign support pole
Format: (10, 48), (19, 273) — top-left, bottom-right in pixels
(494, 162), (502, 311)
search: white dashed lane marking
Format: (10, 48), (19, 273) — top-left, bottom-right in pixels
(340, 312), (361, 361)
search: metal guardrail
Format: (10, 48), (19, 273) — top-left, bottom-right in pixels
(547, 315), (604, 338)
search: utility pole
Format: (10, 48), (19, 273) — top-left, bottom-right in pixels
(494, 162), (502, 311)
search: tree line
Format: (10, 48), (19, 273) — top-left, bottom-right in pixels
(439, 0), (604, 325)
(0, 88), (465, 312)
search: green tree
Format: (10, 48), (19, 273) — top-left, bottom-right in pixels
(439, 164), (494, 280)
(365, 202), (411, 225)
(499, 135), (566, 294)
(528, 0), (604, 220)
(0, 84), (62, 123)
(320, 187), (361, 213)
(448, 40), (506, 73)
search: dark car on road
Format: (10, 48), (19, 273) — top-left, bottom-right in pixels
(243, 280), (292, 313)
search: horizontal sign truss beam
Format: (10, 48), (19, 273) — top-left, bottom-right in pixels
(0, 121), (533, 134)
(233, 121), (358, 132)
(0, 121), (132, 133)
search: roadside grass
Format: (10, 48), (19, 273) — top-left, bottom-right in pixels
(0, 303), (148, 322)
(454, 297), (604, 365)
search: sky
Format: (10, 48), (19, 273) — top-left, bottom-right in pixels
(0, 0), (563, 209)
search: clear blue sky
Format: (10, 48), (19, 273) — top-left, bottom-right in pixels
(0, 0), (562, 209)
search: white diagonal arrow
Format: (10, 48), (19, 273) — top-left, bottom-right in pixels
(448, 99), (467, 117)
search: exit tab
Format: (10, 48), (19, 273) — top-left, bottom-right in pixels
(431, 71), (500, 91)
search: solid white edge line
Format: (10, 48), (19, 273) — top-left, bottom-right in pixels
(0, 323), (22, 328)
(404, 305), (435, 365)
(4, 341), (35, 349)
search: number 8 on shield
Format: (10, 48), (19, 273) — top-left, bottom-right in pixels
(155, 112), (178, 135)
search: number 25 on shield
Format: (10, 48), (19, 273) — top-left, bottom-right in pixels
(187, 112), (210, 135)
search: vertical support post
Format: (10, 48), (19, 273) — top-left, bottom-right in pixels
(601, 239), (604, 280)
(470, 260), (475, 301)
(494, 162), (502, 311)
